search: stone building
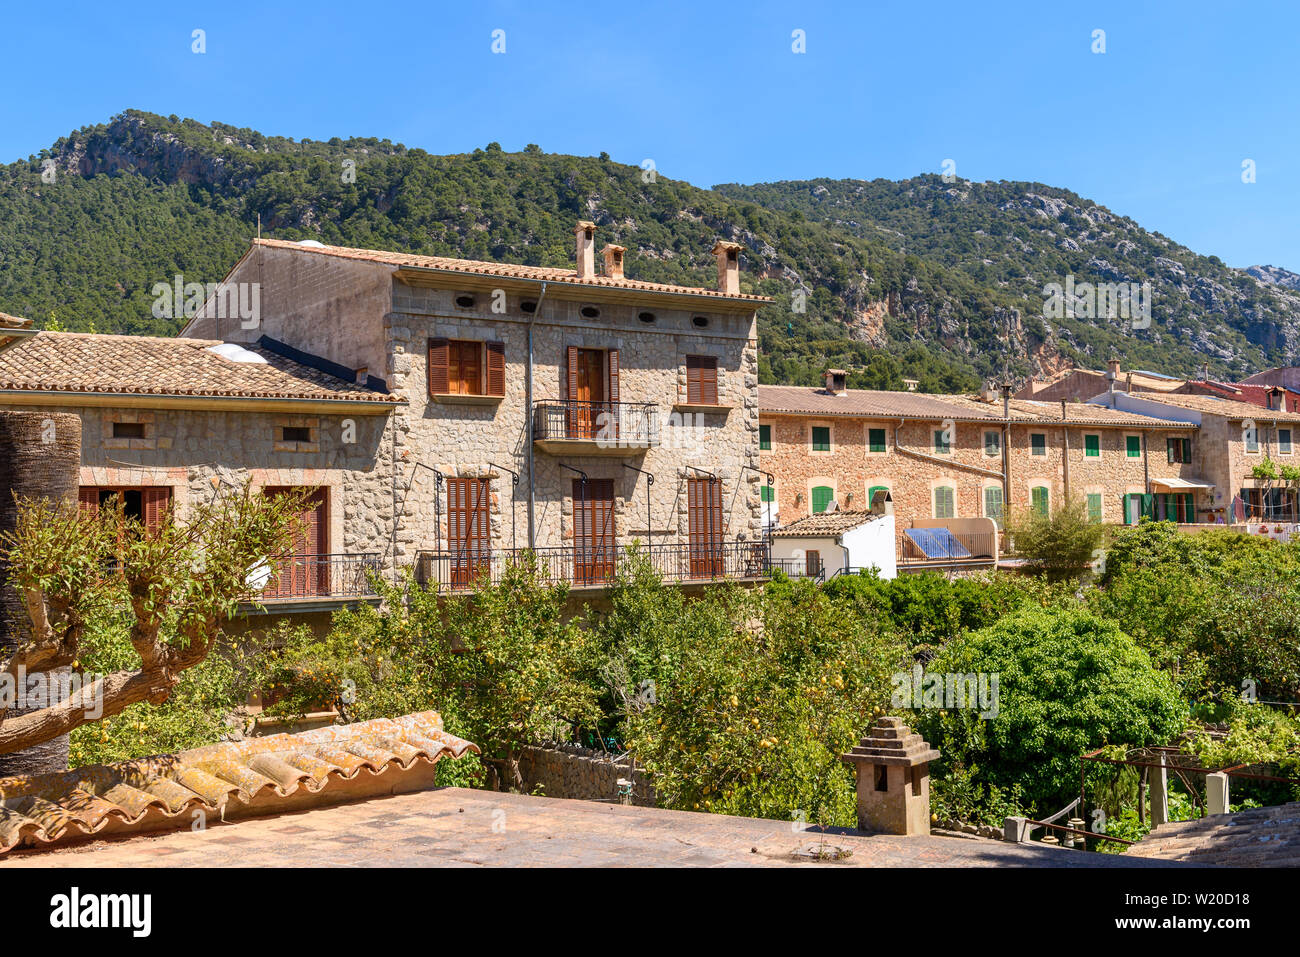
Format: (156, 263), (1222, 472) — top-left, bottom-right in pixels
(181, 226), (771, 591)
(0, 331), (399, 630)
(758, 372), (1206, 561)
(1089, 390), (1300, 522)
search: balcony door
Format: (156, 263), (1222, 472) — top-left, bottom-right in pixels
(573, 478), (615, 584)
(688, 477), (724, 578)
(263, 487), (328, 598)
(447, 477), (492, 588)
(566, 346), (619, 440)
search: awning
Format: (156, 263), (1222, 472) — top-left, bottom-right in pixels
(1150, 477), (1215, 491)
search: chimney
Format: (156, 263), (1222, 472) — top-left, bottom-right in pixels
(602, 243), (625, 280)
(902, 378), (919, 392)
(1201, 363), (1210, 382)
(575, 221), (596, 279)
(824, 369), (847, 395)
(980, 380), (997, 403)
(1106, 358), (1121, 393)
(712, 240), (742, 295)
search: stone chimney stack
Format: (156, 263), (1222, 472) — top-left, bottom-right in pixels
(602, 243), (625, 280)
(575, 221), (596, 279)
(824, 369), (847, 395)
(712, 241), (742, 295)
(842, 716), (940, 835)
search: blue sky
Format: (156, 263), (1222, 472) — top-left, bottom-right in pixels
(3, 1), (1298, 268)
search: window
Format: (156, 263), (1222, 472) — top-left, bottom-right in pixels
(811, 426), (831, 452)
(868, 427), (887, 453)
(1246, 429), (1260, 453)
(1126, 435), (1142, 458)
(428, 338), (505, 397)
(112, 421), (145, 439)
(934, 486), (955, 519)
(274, 418), (319, 452)
(984, 430), (1001, 457)
(1281, 429), (1293, 454)
(868, 485), (889, 509)
(1156, 492), (1195, 524)
(576, 478), (617, 583)
(933, 429), (951, 455)
(281, 426), (311, 444)
(78, 486), (172, 534)
(1087, 492), (1103, 524)
(1031, 486), (1049, 516)
(1030, 433), (1046, 456)
(1124, 492), (1152, 525)
(811, 485), (834, 513)
(1084, 434), (1100, 458)
(759, 424), (772, 450)
(447, 477), (493, 588)
(1166, 437), (1192, 464)
(685, 355), (719, 405)
(692, 316), (710, 328)
(580, 305), (601, 319)
(261, 487), (329, 598)
(983, 486), (1003, 527)
(760, 484), (775, 503)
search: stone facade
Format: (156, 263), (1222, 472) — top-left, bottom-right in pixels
(759, 394), (1206, 540)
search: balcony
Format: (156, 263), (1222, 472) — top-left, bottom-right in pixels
(531, 400), (659, 455)
(414, 541), (770, 593)
(897, 519), (999, 573)
(255, 553), (382, 605)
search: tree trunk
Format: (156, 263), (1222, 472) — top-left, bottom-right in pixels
(0, 411), (81, 776)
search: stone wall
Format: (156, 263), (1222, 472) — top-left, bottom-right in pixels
(518, 743), (656, 806)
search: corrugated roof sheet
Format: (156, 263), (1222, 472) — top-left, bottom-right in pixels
(0, 711), (477, 855)
(771, 509), (883, 537)
(757, 385), (1194, 428)
(254, 238), (774, 303)
(0, 331), (400, 404)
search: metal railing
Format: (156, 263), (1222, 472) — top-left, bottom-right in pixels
(261, 553), (381, 601)
(531, 400), (660, 447)
(415, 541), (771, 592)
(768, 558), (826, 582)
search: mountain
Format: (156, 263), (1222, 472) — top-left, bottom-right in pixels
(716, 177), (1300, 382)
(1, 111), (1297, 391)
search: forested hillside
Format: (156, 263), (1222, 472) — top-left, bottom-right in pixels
(2, 111), (1297, 389)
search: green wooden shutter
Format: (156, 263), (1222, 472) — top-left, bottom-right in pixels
(811, 427), (830, 452)
(1031, 433), (1046, 456)
(1126, 435), (1141, 457)
(1141, 493), (1155, 519)
(1087, 492), (1102, 523)
(868, 428), (887, 453)
(934, 430), (950, 454)
(811, 486), (833, 513)
(983, 486), (1003, 526)
(1031, 486), (1049, 516)
(868, 485), (888, 507)
(934, 487), (955, 519)
(759, 424), (771, 450)
(760, 484), (774, 503)
(1085, 434), (1100, 457)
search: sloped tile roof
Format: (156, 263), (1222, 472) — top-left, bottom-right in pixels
(1126, 801), (1300, 866)
(771, 510), (884, 537)
(253, 238), (774, 303)
(757, 385), (1194, 428)
(0, 331), (399, 404)
(1129, 391), (1300, 423)
(0, 711), (477, 855)
(0, 312), (31, 330)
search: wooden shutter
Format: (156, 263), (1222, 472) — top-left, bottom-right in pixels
(573, 479), (615, 584)
(78, 487), (100, 516)
(688, 477), (723, 577)
(566, 345), (579, 401)
(486, 341), (506, 397)
(428, 338), (449, 396)
(607, 349), (619, 404)
(142, 487), (172, 535)
(686, 356), (717, 405)
(447, 478), (491, 587)
(1167, 438), (1175, 464)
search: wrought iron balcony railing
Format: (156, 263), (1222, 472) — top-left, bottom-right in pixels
(531, 400), (660, 449)
(415, 541), (770, 592)
(260, 553), (381, 601)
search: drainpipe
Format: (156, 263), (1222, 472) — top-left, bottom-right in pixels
(1061, 400), (1070, 504)
(526, 281), (549, 550)
(1000, 385), (1012, 524)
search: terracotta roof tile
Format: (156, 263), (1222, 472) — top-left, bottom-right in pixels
(254, 238), (774, 303)
(0, 332), (400, 405)
(771, 510), (884, 537)
(0, 711), (477, 855)
(1125, 391), (1300, 423)
(757, 385), (1194, 428)
(1126, 801), (1300, 865)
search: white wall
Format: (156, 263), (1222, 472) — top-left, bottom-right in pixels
(844, 514), (896, 579)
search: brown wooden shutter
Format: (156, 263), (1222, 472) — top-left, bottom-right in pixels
(486, 341), (506, 397)
(78, 487), (100, 516)
(566, 345), (579, 401)
(428, 338), (449, 396)
(686, 356), (701, 404)
(700, 357), (718, 405)
(607, 349), (619, 405)
(142, 487), (172, 535)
